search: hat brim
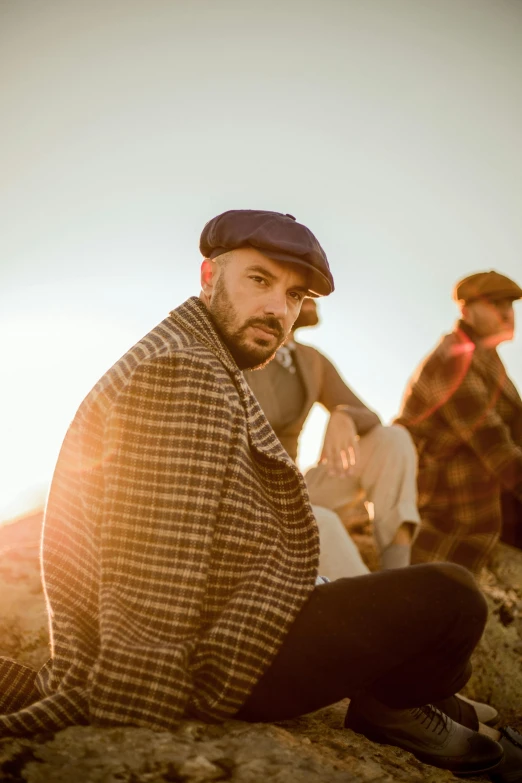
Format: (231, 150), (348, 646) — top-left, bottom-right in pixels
(208, 245), (334, 297)
(461, 291), (522, 303)
(261, 251), (334, 297)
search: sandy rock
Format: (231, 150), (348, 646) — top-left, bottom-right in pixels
(0, 716), (460, 783)
(466, 543), (522, 726)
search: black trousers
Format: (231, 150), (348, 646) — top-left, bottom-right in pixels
(236, 563), (487, 724)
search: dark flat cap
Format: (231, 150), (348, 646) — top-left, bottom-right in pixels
(200, 209), (334, 296)
(453, 270), (522, 303)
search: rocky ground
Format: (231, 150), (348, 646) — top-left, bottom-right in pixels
(0, 511), (520, 783)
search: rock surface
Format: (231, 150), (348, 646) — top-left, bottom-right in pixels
(0, 712), (461, 783)
(0, 511), (520, 782)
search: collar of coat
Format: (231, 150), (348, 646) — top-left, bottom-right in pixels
(168, 297), (301, 465)
(453, 320), (522, 409)
(169, 296), (241, 377)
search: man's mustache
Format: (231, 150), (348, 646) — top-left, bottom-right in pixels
(242, 317), (284, 340)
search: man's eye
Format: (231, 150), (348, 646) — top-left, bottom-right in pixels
(250, 276), (267, 285)
(289, 291), (304, 302)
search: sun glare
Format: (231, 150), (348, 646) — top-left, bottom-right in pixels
(0, 312), (136, 523)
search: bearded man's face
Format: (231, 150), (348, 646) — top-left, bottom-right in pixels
(463, 297), (515, 345)
(202, 248), (309, 369)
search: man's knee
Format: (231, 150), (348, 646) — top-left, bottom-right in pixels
(413, 562), (488, 627)
(360, 425), (417, 467)
(368, 424), (414, 451)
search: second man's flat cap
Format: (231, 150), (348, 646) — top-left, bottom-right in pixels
(453, 270), (522, 303)
(200, 209), (334, 296)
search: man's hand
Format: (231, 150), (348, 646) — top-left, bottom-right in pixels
(319, 409), (360, 478)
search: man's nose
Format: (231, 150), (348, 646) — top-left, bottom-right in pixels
(497, 303), (513, 319)
(263, 290), (288, 318)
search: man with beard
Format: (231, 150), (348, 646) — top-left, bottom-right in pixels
(245, 298), (420, 572)
(396, 270), (522, 575)
(0, 212), (507, 777)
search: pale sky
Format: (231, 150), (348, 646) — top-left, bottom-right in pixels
(1, 0), (521, 521)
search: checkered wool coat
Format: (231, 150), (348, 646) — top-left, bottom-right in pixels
(0, 297), (319, 735)
(396, 321), (522, 573)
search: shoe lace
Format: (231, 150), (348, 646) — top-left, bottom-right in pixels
(410, 705), (450, 736)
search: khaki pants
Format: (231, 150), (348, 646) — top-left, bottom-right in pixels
(313, 506), (370, 579)
(306, 425), (420, 555)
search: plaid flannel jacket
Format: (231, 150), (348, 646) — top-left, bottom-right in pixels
(396, 321), (522, 572)
(0, 297), (319, 735)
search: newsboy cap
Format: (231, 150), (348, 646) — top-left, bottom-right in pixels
(453, 270), (522, 303)
(200, 209), (334, 296)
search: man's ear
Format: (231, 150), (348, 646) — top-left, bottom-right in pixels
(201, 258), (217, 299)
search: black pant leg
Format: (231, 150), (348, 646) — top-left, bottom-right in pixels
(237, 563), (487, 722)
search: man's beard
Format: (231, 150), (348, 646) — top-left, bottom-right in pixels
(481, 325), (515, 347)
(471, 315), (515, 345)
(209, 276), (286, 370)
